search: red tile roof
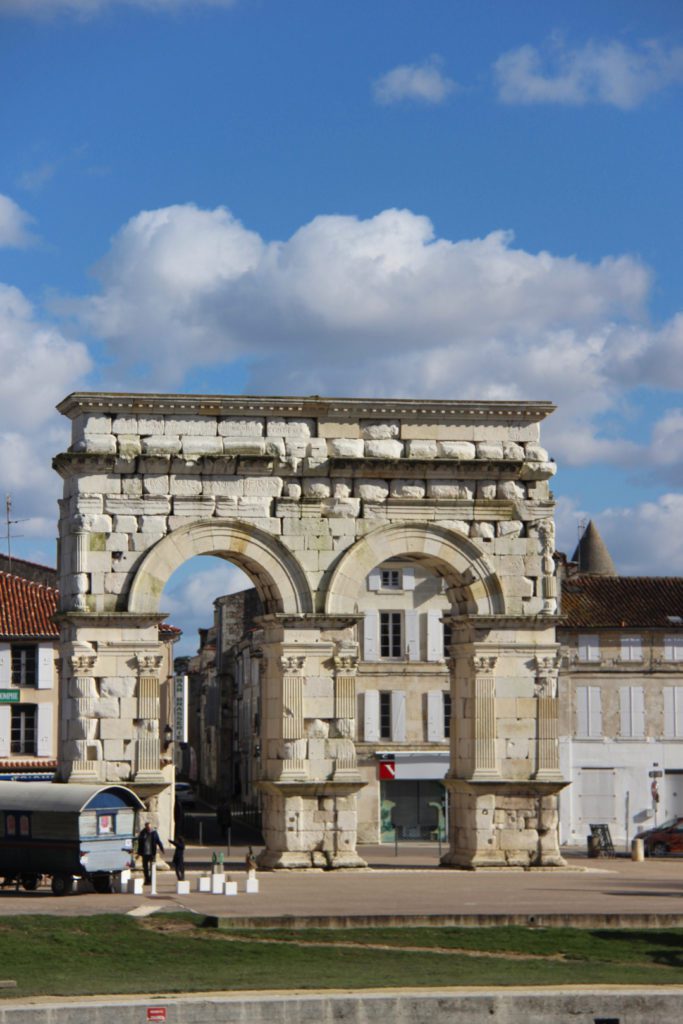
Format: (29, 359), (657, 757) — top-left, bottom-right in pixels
(0, 571), (59, 638)
(561, 575), (683, 629)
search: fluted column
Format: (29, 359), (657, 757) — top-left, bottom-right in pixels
(471, 654), (499, 780)
(333, 641), (359, 778)
(279, 654), (307, 779)
(534, 655), (563, 780)
(134, 653), (164, 783)
(65, 653), (100, 782)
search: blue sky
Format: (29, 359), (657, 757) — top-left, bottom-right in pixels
(1, 0), (683, 651)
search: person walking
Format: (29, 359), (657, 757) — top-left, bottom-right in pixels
(137, 822), (164, 885)
(169, 834), (186, 881)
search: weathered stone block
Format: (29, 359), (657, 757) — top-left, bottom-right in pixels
(182, 436), (223, 457)
(327, 438), (364, 458)
(361, 421), (399, 440)
(99, 717), (134, 739)
(218, 417), (264, 436)
(244, 477), (284, 497)
(303, 478), (332, 499)
(91, 697), (120, 719)
(140, 515), (168, 533)
(112, 515), (138, 534)
(427, 481), (473, 499)
(355, 479), (389, 501)
(365, 439), (403, 459)
(165, 416), (217, 436)
(100, 676), (136, 699)
(406, 439), (438, 459)
(79, 434), (117, 455)
(438, 441), (476, 459)
(142, 435), (182, 455)
(497, 480), (525, 500)
(477, 480), (497, 499)
(470, 521), (495, 539)
(390, 479), (426, 498)
(170, 475), (202, 496)
(267, 418), (315, 438)
(102, 739), (125, 761)
(222, 438), (267, 456)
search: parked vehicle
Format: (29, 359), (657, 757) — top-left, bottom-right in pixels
(0, 781), (144, 894)
(638, 817), (683, 856)
(175, 782), (197, 808)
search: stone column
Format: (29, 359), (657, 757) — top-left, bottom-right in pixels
(534, 655), (563, 781)
(333, 640), (359, 779)
(471, 655), (499, 780)
(279, 653), (307, 780)
(71, 515), (89, 613)
(134, 653), (165, 784)
(64, 652), (101, 782)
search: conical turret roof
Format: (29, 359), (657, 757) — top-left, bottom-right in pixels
(571, 520), (617, 576)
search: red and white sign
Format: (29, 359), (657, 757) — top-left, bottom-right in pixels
(147, 1009), (167, 1022)
(379, 760), (396, 780)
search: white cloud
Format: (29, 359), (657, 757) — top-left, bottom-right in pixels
(163, 559), (251, 654)
(0, 283), (92, 538)
(373, 56), (457, 105)
(62, 202), (668, 467)
(0, 194), (35, 248)
(495, 38), (683, 109)
(597, 494), (683, 575)
(0, 0), (235, 16)
(17, 163), (57, 193)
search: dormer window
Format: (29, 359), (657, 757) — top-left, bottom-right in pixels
(381, 569), (401, 590)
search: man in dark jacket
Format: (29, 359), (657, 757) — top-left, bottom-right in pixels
(137, 822), (164, 884)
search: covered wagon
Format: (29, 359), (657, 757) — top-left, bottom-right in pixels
(0, 781), (144, 895)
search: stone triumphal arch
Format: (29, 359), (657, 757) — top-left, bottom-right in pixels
(54, 393), (566, 869)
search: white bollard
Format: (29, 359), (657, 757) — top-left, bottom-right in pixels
(631, 837), (645, 862)
(176, 879), (191, 895)
(150, 862), (158, 896)
(211, 874), (224, 895)
(198, 875), (211, 892)
(245, 877), (259, 894)
(224, 880), (237, 896)
(132, 877), (144, 895)
(120, 869), (131, 893)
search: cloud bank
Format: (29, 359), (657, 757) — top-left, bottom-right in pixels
(63, 202), (679, 469)
(495, 38), (683, 109)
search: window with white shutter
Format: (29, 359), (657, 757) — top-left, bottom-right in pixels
(36, 703), (54, 756)
(401, 567), (416, 591)
(664, 687), (683, 738)
(427, 691), (445, 742)
(36, 644), (54, 690)
(619, 686), (645, 738)
(664, 637), (683, 662)
(364, 690), (380, 741)
(391, 690), (406, 742)
(363, 611), (379, 661)
(578, 635), (600, 662)
(404, 610), (419, 661)
(379, 612), (402, 658)
(367, 568), (382, 591)
(0, 706), (10, 756)
(576, 686), (602, 737)
(0, 644), (10, 687)
(426, 610), (444, 662)
(620, 636), (643, 662)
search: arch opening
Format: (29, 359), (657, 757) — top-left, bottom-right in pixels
(127, 520), (313, 616)
(325, 523), (505, 617)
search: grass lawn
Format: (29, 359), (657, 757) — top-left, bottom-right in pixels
(1, 915), (683, 997)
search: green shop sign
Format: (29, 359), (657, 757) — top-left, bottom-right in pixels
(0, 690), (19, 703)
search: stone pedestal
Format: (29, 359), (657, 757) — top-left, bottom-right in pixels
(257, 781), (367, 869)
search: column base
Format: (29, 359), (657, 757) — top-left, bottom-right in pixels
(443, 777), (569, 870)
(256, 779), (367, 870)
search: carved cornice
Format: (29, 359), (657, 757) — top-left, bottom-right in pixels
(57, 392), (556, 424)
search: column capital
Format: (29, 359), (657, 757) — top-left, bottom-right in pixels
(69, 653), (98, 674)
(135, 653), (163, 673)
(533, 653), (561, 697)
(280, 653), (306, 675)
(472, 654), (498, 675)
(333, 640), (359, 675)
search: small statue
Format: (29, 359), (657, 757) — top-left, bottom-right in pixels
(245, 846), (257, 877)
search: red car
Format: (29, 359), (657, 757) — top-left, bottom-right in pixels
(639, 817), (683, 856)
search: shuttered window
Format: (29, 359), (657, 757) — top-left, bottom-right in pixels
(664, 637), (683, 662)
(619, 686), (645, 738)
(620, 636), (643, 662)
(576, 686), (602, 737)
(11, 704), (37, 755)
(578, 635), (600, 662)
(11, 646), (37, 687)
(380, 612), (402, 658)
(664, 687), (683, 738)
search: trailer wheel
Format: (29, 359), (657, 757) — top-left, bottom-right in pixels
(21, 875), (40, 891)
(51, 874), (70, 897)
(92, 874), (114, 894)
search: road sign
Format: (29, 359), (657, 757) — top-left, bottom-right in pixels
(146, 1009), (167, 1022)
(379, 760), (396, 780)
(0, 691), (18, 703)
(649, 770), (663, 778)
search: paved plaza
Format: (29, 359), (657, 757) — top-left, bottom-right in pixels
(1, 843), (683, 922)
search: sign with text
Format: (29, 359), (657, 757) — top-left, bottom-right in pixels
(0, 690), (19, 703)
(146, 1009), (167, 1022)
(379, 760), (396, 780)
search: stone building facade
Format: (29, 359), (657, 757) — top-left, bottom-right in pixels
(557, 523), (683, 849)
(54, 392), (564, 869)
